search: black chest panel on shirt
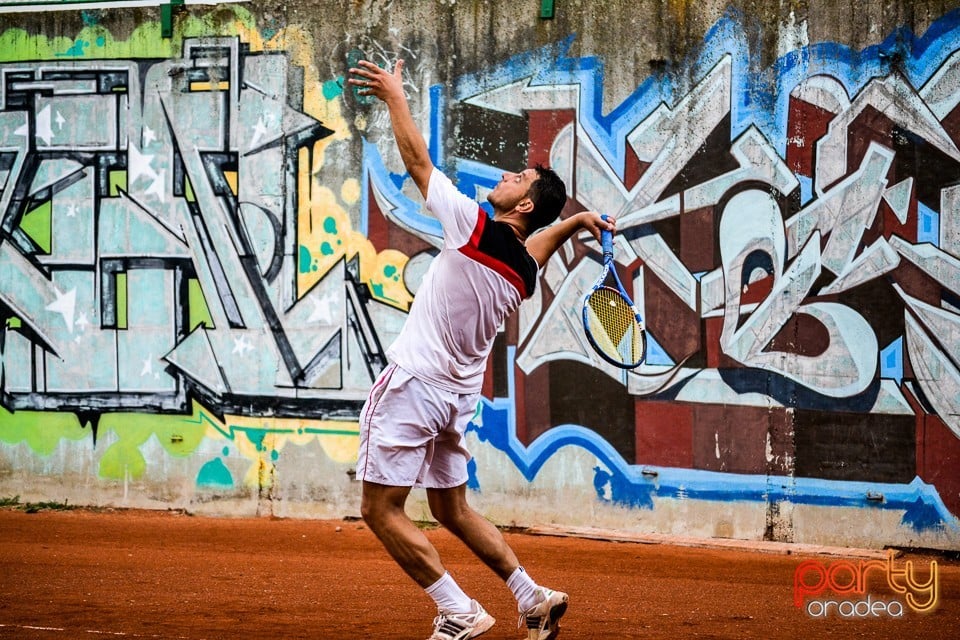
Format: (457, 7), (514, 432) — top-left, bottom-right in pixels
(459, 210), (539, 299)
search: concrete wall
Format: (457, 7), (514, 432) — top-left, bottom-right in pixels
(2, 0), (960, 550)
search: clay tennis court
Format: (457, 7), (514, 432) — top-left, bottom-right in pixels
(0, 508), (957, 639)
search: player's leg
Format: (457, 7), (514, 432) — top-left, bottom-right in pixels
(360, 480), (444, 586)
(357, 364), (449, 586)
(427, 391), (568, 639)
(357, 366), (494, 639)
(426, 483), (518, 579)
(426, 485), (568, 640)
(361, 481), (495, 639)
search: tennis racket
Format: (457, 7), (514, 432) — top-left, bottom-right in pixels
(582, 215), (646, 368)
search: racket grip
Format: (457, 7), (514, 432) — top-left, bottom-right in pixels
(600, 214), (613, 259)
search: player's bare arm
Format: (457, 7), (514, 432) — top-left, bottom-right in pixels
(348, 59), (433, 198)
(525, 211), (615, 266)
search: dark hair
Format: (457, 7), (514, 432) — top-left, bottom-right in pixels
(527, 164), (567, 232)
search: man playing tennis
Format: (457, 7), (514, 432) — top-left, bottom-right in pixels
(348, 58), (614, 640)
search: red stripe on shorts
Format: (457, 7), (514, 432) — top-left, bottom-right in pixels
(359, 363), (397, 482)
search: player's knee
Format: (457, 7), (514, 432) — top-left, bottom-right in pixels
(430, 507), (453, 531)
(360, 489), (404, 531)
(360, 492), (381, 528)
(430, 503), (468, 534)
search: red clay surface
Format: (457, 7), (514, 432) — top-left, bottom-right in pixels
(0, 508), (958, 639)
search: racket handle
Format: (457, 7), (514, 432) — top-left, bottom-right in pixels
(600, 214), (613, 259)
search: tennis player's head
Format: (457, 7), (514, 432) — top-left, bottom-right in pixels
(526, 164), (567, 232)
(488, 164), (567, 235)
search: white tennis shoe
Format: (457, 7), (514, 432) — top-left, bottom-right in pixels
(427, 600), (495, 640)
(518, 588), (568, 640)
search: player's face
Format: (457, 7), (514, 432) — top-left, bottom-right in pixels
(487, 169), (538, 212)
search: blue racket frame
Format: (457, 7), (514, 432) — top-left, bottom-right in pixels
(581, 215), (646, 368)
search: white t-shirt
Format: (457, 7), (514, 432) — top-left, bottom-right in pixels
(386, 169), (539, 394)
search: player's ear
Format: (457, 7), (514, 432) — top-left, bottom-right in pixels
(517, 197), (534, 214)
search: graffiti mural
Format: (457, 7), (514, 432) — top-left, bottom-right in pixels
(0, 34), (402, 418)
(1, 6), (960, 544)
(0, 14), (415, 493)
(355, 8), (960, 536)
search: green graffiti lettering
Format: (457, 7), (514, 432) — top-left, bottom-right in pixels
(99, 443), (146, 480)
(0, 408), (86, 456)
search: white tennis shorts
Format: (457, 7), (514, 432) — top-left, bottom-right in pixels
(356, 363), (480, 489)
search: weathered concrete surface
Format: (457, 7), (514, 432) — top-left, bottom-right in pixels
(2, 0), (960, 550)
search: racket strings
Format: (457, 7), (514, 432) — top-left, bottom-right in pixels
(585, 287), (643, 365)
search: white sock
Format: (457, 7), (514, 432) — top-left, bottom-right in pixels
(507, 566), (540, 611)
(425, 572), (474, 613)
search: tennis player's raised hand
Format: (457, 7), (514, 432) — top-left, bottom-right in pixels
(348, 59), (405, 106)
(348, 59), (433, 197)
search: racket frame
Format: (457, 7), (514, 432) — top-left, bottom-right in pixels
(581, 216), (646, 368)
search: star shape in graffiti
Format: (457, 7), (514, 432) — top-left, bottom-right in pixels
(141, 355), (154, 377)
(46, 287), (77, 333)
(232, 334), (254, 357)
(128, 143), (158, 185)
(307, 293), (336, 325)
(65, 204), (78, 218)
(142, 126), (157, 146)
(249, 116), (271, 152)
(75, 312), (89, 332)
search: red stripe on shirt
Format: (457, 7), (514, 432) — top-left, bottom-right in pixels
(467, 206), (486, 246)
(459, 208), (529, 299)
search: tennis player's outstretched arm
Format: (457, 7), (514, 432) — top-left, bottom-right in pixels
(526, 211), (616, 266)
(348, 60), (433, 199)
